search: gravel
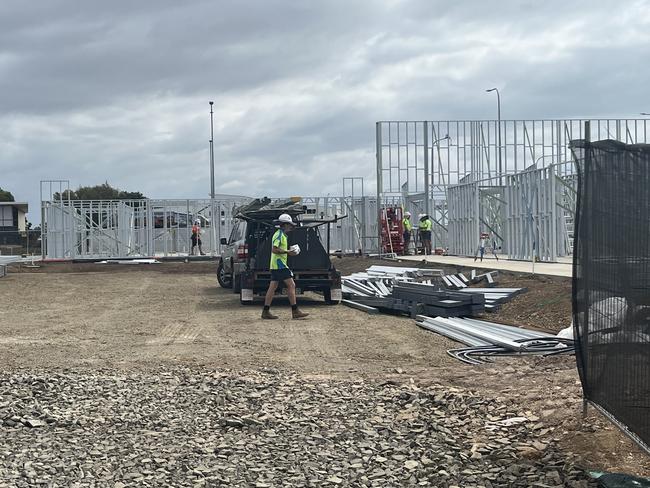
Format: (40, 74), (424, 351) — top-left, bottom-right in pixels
(0, 367), (595, 487)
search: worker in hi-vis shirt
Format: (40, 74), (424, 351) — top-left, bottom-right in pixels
(261, 213), (309, 320)
(402, 211), (412, 255)
(418, 214), (433, 255)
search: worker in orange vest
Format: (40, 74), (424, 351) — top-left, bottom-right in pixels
(191, 218), (206, 256)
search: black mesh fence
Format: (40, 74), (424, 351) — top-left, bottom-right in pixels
(571, 138), (650, 450)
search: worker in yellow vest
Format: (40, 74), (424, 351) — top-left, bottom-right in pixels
(262, 214), (309, 320)
(402, 211), (412, 255)
(418, 214), (433, 255)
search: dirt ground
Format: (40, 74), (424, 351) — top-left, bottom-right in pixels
(1, 261), (460, 374)
(1, 258), (649, 478)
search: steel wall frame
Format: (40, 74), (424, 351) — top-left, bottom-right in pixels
(447, 162), (574, 261)
(300, 195), (380, 254)
(42, 195), (385, 259)
(342, 177), (366, 254)
(41, 198), (250, 259)
(505, 166), (560, 262)
(40, 180), (72, 260)
(376, 119), (650, 258)
(447, 182), (480, 257)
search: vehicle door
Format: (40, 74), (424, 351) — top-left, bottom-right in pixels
(223, 220), (245, 273)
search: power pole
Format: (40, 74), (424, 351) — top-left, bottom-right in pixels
(209, 101), (215, 200)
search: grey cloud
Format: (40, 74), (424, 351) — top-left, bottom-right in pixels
(1, 0), (649, 222)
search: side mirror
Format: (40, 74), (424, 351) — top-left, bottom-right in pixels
(220, 238), (227, 245)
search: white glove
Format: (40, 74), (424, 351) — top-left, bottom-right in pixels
(290, 244), (301, 255)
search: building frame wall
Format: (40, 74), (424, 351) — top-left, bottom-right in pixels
(376, 119), (650, 259)
(41, 195), (382, 259)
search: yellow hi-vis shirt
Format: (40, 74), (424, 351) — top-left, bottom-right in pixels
(270, 229), (289, 270)
(403, 218), (412, 232)
(419, 219), (432, 231)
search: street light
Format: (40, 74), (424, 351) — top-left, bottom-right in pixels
(486, 88), (502, 180)
(432, 134), (450, 145)
(209, 101), (216, 257)
(209, 101), (215, 200)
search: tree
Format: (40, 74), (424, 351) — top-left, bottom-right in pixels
(0, 187), (15, 202)
(53, 189), (77, 201)
(54, 182), (146, 200)
(117, 190), (146, 199)
(75, 182), (121, 200)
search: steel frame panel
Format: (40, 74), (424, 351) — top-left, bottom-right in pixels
(376, 119), (650, 258)
(41, 198), (250, 259)
(447, 162), (572, 261)
(378, 118), (650, 197)
(447, 182), (480, 257)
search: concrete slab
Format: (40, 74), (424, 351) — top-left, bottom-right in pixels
(399, 254), (572, 278)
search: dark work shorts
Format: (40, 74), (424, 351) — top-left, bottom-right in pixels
(271, 268), (293, 282)
(403, 231), (411, 241)
(420, 231), (432, 241)
(191, 236), (201, 245)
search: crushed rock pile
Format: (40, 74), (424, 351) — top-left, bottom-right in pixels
(0, 368), (595, 487)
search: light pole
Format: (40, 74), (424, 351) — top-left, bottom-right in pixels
(486, 88), (502, 181)
(209, 101), (215, 200)
(209, 101), (216, 256)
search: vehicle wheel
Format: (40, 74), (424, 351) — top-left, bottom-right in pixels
(217, 261), (233, 288)
(323, 288), (340, 305)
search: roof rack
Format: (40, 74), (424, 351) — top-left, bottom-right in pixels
(234, 197), (304, 221)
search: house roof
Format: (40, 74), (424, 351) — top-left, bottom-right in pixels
(0, 202), (28, 213)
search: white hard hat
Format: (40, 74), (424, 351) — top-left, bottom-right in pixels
(194, 218), (201, 224)
(418, 213), (425, 219)
(277, 213), (296, 225)
(404, 211), (411, 217)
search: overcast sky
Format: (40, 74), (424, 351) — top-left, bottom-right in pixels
(1, 0), (649, 219)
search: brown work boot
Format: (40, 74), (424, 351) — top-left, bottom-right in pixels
(292, 308), (309, 319)
(261, 309), (278, 320)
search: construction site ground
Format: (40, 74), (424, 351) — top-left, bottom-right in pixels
(1, 258), (649, 484)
